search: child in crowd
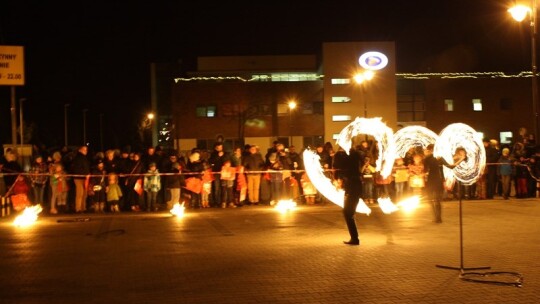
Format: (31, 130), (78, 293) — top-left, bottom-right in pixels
(361, 156), (376, 203)
(201, 165), (213, 208)
(143, 162), (161, 212)
(235, 164), (247, 206)
(11, 175), (30, 211)
(220, 160), (237, 208)
(89, 161), (107, 213)
(29, 155), (48, 205)
(393, 158), (409, 201)
(50, 163), (69, 214)
(106, 173), (122, 212)
(301, 172), (317, 205)
(408, 153), (425, 196)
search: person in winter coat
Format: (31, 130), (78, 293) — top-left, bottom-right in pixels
(498, 147), (515, 200)
(70, 146), (91, 213)
(143, 162), (161, 212)
(166, 162), (185, 210)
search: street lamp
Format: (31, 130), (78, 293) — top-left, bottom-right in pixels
(139, 112), (154, 147)
(83, 108), (88, 145)
(19, 98), (26, 145)
(354, 70), (375, 117)
(288, 100), (297, 146)
(64, 104), (70, 147)
(509, 0), (539, 142)
(99, 113), (104, 151)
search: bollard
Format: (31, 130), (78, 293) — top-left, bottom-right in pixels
(6, 196), (10, 216)
(1, 196), (9, 217)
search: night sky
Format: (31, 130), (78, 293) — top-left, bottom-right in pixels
(0, 0), (534, 152)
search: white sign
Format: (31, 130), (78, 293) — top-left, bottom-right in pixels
(359, 51), (388, 71)
(0, 45), (25, 85)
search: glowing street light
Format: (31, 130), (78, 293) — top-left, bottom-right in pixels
(353, 70), (375, 117)
(139, 112), (155, 146)
(288, 100), (297, 146)
(509, 0), (539, 142)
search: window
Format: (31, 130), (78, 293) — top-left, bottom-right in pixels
(500, 131), (513, 144)
(196, 106), (217, 117)
(331, 78), (350, 84)
(332, 115), (352, 122)
(332, 96), (351, 103)
(332, 133), (340, 140)
(251, 73), (321, 82)
(444, 99), (454, 111)
(476, 132), (484, 141)
(472, 99), (482, 111)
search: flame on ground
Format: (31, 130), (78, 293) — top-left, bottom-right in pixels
(14, 204), (43, 227)
(170, 202), (185, 217)
(377, 197), (399, 214)
(396, 196), (421, 213)
(274, 199), (297, 213)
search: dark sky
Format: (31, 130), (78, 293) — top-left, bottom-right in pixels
(0, 0), (533, 150)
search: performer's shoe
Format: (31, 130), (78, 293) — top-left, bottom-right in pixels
(343, 239), (360, 245)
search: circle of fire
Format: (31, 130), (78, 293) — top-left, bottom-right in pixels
(304, 118), (485, 214)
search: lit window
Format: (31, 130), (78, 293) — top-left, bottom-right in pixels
(196, 106), (217, 118)
(500, 131), (513, 144)
(444, 99), (454, 111)
(331, 78), (351, 84)
(475, 132), (484, 142)
(332, 97), (351, 103)
(472, 99), (482, 111)
(207, 106), (216, 117)
(332, 115), (352, 122)
(252, 73), (321, 82)
(332, 133), (340, 140)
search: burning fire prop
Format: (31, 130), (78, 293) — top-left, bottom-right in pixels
(396, 196), (421, 213)
(274, 199), (297, 213)
(170, 202), (185, 217)
(13, 204), (43, 227)
(304, 118), (485, 215)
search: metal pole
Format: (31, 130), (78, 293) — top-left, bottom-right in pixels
(363, 84), (367, 117)
(83, 108), (88, 145)
(64, 104), (70, 147)
(150, 63), (158, 147)
(19, 98), (25, 145)
(289, 111), (292, 147)
(99, 113), (104, 151)
(532, 0), (539, 142)
(10, 86), (17, 146)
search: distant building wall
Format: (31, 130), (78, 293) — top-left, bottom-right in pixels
(322, 41), (397, 144)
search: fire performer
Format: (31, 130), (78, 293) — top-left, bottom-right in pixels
(333, 146), (364, 245)
(424, 144), (466, 223)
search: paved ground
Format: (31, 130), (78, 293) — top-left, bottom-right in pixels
(0, 197), (539, 304)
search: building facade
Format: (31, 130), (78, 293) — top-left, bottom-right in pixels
(169, 41), (535, 154)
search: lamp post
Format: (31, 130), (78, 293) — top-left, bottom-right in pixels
(64, 104), (70, 147)
(83, 108), (88, 145)
(288, 100), (297, 147)
(99, 113), (104, 151)
(354, 70), (375, 117)
(140, 113), (154, 147)
(509, 0), (539, 142)
(19, 98), (26, 145)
